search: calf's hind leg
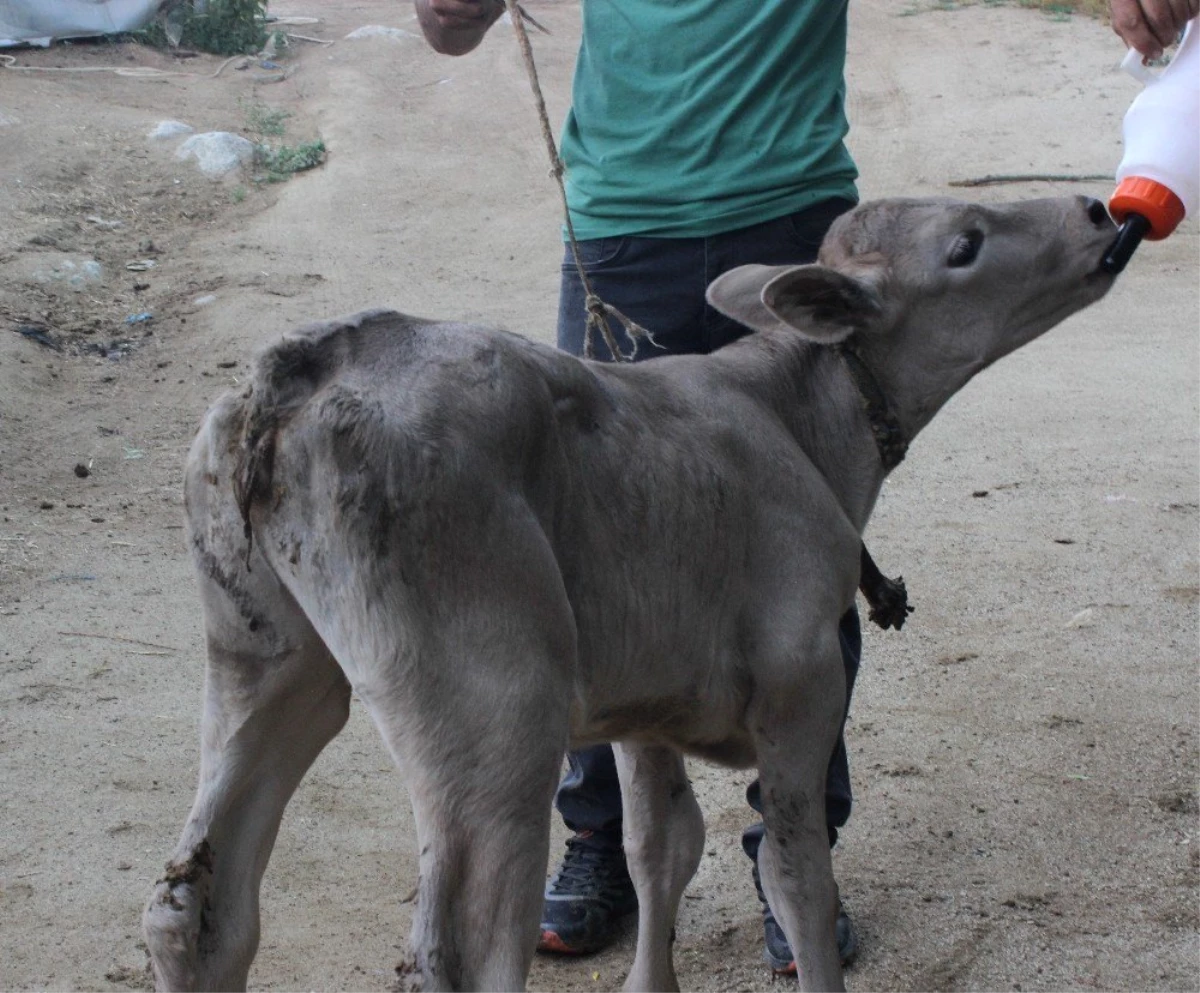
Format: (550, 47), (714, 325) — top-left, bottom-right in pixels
(329, 518), (574, 990)
(357, 635), (570, 991)
(750, 627), (847, 993)
(144, 507), (351, 991)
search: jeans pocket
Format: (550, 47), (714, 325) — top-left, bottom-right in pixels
(561, 235), (631, 272)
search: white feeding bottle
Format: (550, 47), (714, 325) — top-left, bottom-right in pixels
(1102, 18), (1199, 274)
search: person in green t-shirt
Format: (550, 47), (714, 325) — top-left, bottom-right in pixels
(414, 0), (864, 974)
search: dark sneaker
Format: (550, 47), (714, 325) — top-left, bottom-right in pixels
(538, 831), (638, 955)
(753, 864), (858, 973)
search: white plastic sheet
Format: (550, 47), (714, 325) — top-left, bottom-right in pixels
(0, 0), (165, 48)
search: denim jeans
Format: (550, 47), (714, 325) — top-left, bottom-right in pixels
(552, 197), (862, 857)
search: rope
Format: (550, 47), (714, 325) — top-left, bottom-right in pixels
(501, 0), (655, 361)
(0, 52), (245, 78)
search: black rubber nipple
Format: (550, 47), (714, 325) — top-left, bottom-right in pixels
(1101, 213), (1151, 275)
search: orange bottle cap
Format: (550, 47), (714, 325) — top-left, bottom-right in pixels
(1109, 177), (1186, 240)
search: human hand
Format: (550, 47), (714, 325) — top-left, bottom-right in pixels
(414, 0), (503, 55)
(423, 0), (500, 31)
(1110, 0), (1197, 59)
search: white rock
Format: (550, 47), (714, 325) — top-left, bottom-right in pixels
(345, 24), (419, 41)
(149, 120), (194, 141)
(175, 132), (256, 178)
(1065, 608), (1096, 630)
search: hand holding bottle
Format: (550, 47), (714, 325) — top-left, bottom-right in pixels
(1111, 0), (1198, 59)
(1102, 14), (1198, 272)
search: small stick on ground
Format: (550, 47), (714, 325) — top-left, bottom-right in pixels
(949, 173), (1111, 187)
(58, 631), (177, 651)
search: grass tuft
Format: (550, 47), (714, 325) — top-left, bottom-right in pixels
(254, 141), (327, 182)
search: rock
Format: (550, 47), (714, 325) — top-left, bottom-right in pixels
(345, 25), (420, 41)
(174, 132), (256, 179)
(148, 119), (193, 141)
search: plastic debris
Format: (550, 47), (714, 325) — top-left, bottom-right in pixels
(0, 0), (162, 47)
(32, 258), (104, 289)
(15, 325), (61, 351)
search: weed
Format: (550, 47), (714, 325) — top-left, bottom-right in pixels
(231, 186), (247, 203)
(242, 100), (291, 138)
(254, 141), (327, 182)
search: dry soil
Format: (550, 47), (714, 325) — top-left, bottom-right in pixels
(0, 2), (1197, 991)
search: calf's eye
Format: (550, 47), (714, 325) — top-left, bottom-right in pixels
(948, 230), (984, 268)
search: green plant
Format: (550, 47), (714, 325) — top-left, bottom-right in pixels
(231, 186), (247, 203)
(243, 100), (291, 138)
(142, 0), (268, 55)
(254, 140), (327, 182)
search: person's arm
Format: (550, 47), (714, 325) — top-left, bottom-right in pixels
(1110, 0), (1197, 59)
(414, 0), (504, 55)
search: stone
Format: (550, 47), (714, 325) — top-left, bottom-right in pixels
(149, 120), (194, 141)
(175, 132), (256, 179)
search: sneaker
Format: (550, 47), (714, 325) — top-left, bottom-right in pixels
(753, 863), (858, 973)
(538, 831), (639, 955)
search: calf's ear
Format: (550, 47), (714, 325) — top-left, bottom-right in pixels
(762, 265), (883, 342)
(707, 264), (882, 343)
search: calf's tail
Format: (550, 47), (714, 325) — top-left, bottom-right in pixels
(231, 309), (401, 564)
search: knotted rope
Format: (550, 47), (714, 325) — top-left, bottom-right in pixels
(501, 0), (656, 361)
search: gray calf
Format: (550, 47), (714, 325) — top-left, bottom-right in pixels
(144, 197), (1117, 992)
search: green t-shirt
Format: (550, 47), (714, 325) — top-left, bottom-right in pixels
(560, 0), (859, 240)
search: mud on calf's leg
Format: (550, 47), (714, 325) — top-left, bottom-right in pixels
(144, 840), (223, 992)
(142, 643), (351, 992)
(144, 478), (352, 991)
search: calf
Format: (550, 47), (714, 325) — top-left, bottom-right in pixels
(144, 196), (1117, 992)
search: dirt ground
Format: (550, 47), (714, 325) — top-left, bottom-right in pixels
(0, 1), (1197, 991)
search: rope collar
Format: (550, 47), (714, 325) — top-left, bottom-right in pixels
(836, 342), (909, 471)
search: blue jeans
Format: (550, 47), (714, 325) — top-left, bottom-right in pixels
(553, 197), (862, 858)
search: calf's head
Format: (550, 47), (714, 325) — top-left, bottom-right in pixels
(707, 196), (1117, 439)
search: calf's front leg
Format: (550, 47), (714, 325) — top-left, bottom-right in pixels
(613, 742), (705, 992)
